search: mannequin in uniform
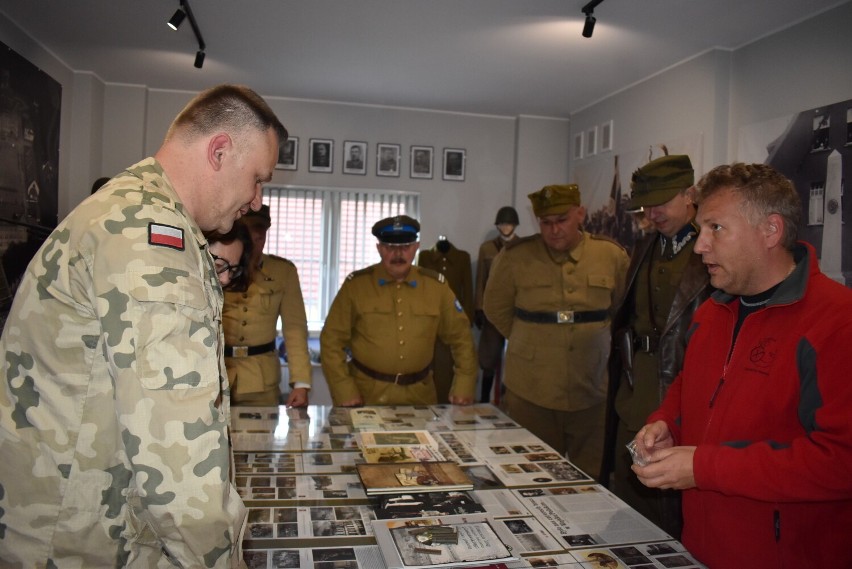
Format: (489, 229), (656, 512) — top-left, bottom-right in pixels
(474, 206), (520, 402)
(223, 205), (312, 406)
(417, 235), (474, 402)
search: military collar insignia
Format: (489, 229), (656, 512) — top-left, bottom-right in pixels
(660, 223), (697, 258)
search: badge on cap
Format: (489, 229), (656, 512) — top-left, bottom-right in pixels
(148, 223), (184, 250)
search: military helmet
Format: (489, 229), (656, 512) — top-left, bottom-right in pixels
(494, 206), (520, 226)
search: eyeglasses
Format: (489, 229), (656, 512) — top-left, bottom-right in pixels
(210, 253), (244, 279)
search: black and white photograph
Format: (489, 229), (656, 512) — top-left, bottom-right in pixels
(442, 148), (466, 181)
(376, 143), (400, 177)
(342, 140), (367, 175)
(585, 126), (597, 157)
(573, 132), (584, 160)
(410, 145), (433, 179)
(309, 138), (333, 173)
(276, 136), (298, 170)
(600, 120), (613, 152)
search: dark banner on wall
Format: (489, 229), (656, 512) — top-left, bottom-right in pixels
(0, 40), (62, 329)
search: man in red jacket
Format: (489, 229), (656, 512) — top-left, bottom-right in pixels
(632, 163), (852, 568)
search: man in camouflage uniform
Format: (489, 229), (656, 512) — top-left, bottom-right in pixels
(321, 215), (477, 406)
(0, 85), (286, 567)
(484, 185), (629, 480)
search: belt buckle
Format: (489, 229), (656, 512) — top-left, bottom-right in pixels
(232, 346), (249, 358)
(557, 310), (575, 324)
(394, 373), (402, 385)
(636, 336), (651, 352)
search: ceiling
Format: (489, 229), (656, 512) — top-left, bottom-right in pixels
(0, 0), (846, 118)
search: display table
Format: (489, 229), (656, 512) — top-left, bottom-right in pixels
(230, 404), (706, 568)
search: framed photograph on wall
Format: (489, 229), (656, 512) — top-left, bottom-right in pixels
(376, 143), (401, 177)
(276, 136), (298, 170)
(443, 148), (466, 181)
(600, 120), (613, 152)
(309, 138), (333, 173)
(410, 145), (433, 179)
(342, 140), (367, 175)
(573, 132), (584, 160)
(585, 127), (597, 157)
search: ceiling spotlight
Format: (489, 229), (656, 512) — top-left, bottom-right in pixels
(580, 0), (604, 38)
(167, 8), (186, 31)
(582, 13), (596, 38)
(194, 50), (205, 69)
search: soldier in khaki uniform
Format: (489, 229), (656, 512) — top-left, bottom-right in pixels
(0, 85), (286, 567)
(224, 205), (312, 406)
(603, 155), (711, 537)
(474, 206), (521, 402)
(484, 185), (629, 479)
(321, 215), (477, 406)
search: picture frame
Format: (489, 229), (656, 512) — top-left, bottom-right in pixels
(442, 148), (466, 181)
(276, 136), (298, 170)
(410, 145), (433, 179)
(376, 143), (401, 177)
(600, 120), (613, 152)
(309, 138), (334, 173)
(573, 132), (584, 160)
(585, 126), (597, 157)
(342, 140), (367, 175)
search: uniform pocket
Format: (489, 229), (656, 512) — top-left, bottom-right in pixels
(124, 268), (219, 390)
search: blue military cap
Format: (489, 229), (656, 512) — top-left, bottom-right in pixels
(371, 215), (420, 244)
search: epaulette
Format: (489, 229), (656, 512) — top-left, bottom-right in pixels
(504, 234), (538, 250)
(345, 266), (373, 281)
(590, 232), (627, 252)
(266, 253), (295, 267)
(417, 267), (446, 284)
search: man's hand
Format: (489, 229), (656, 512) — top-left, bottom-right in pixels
(448, 395), (473, 405)
(632, 446), (697, 490)
(285, 387), (309, 407)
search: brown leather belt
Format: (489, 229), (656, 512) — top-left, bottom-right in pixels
(351, 358), (432, 385)
(515, 307), (609, 324)
(224, 341), (276, 358)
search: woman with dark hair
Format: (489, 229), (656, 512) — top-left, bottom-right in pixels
(207, 220), (253, 291)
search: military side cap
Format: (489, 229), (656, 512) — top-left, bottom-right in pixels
(628, 155), (694, 209)
(372, 215), (420, 244)
(528, 184), (581, 217)
(243, 204), (272, 228)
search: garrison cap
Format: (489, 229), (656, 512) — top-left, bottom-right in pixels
(528, 184), (581, 217)
(372, 215), (420, 244)
(628, 155), (694, 209)
(242, 204), (272, 229)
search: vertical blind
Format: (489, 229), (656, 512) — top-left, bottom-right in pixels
(262, 185), (420, 326)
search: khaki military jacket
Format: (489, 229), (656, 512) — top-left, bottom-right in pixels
(224, 254), (311, 399)
(0, 158), (244, 567)
(483, 232), (629, 412)
(320, 264), (477, 405)
(417, 242), (474, 322)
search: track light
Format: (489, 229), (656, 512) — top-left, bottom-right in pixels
(580, 0), (605, 38)
(167, 8), (186, 31)
(194, 50), (205, 69)
(582, 13), (596, 38)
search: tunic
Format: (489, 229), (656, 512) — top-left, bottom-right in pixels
(0, 158), (244, 567)
(224, 253), (311, 405)
(320, 264), (477, 405)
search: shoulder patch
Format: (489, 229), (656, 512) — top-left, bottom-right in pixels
(148, 222), (184, 250)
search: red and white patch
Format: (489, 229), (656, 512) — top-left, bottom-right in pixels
(148, 223), (184, 250)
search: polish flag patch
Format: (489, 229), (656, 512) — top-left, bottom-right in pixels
(148, 223), (185, 250)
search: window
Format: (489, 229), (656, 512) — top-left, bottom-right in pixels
(262, 185), (420, 329)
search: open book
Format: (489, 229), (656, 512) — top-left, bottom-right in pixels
(359, 430), (445, 463)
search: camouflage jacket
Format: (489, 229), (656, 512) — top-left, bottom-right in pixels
(0, 158), (245, 567)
